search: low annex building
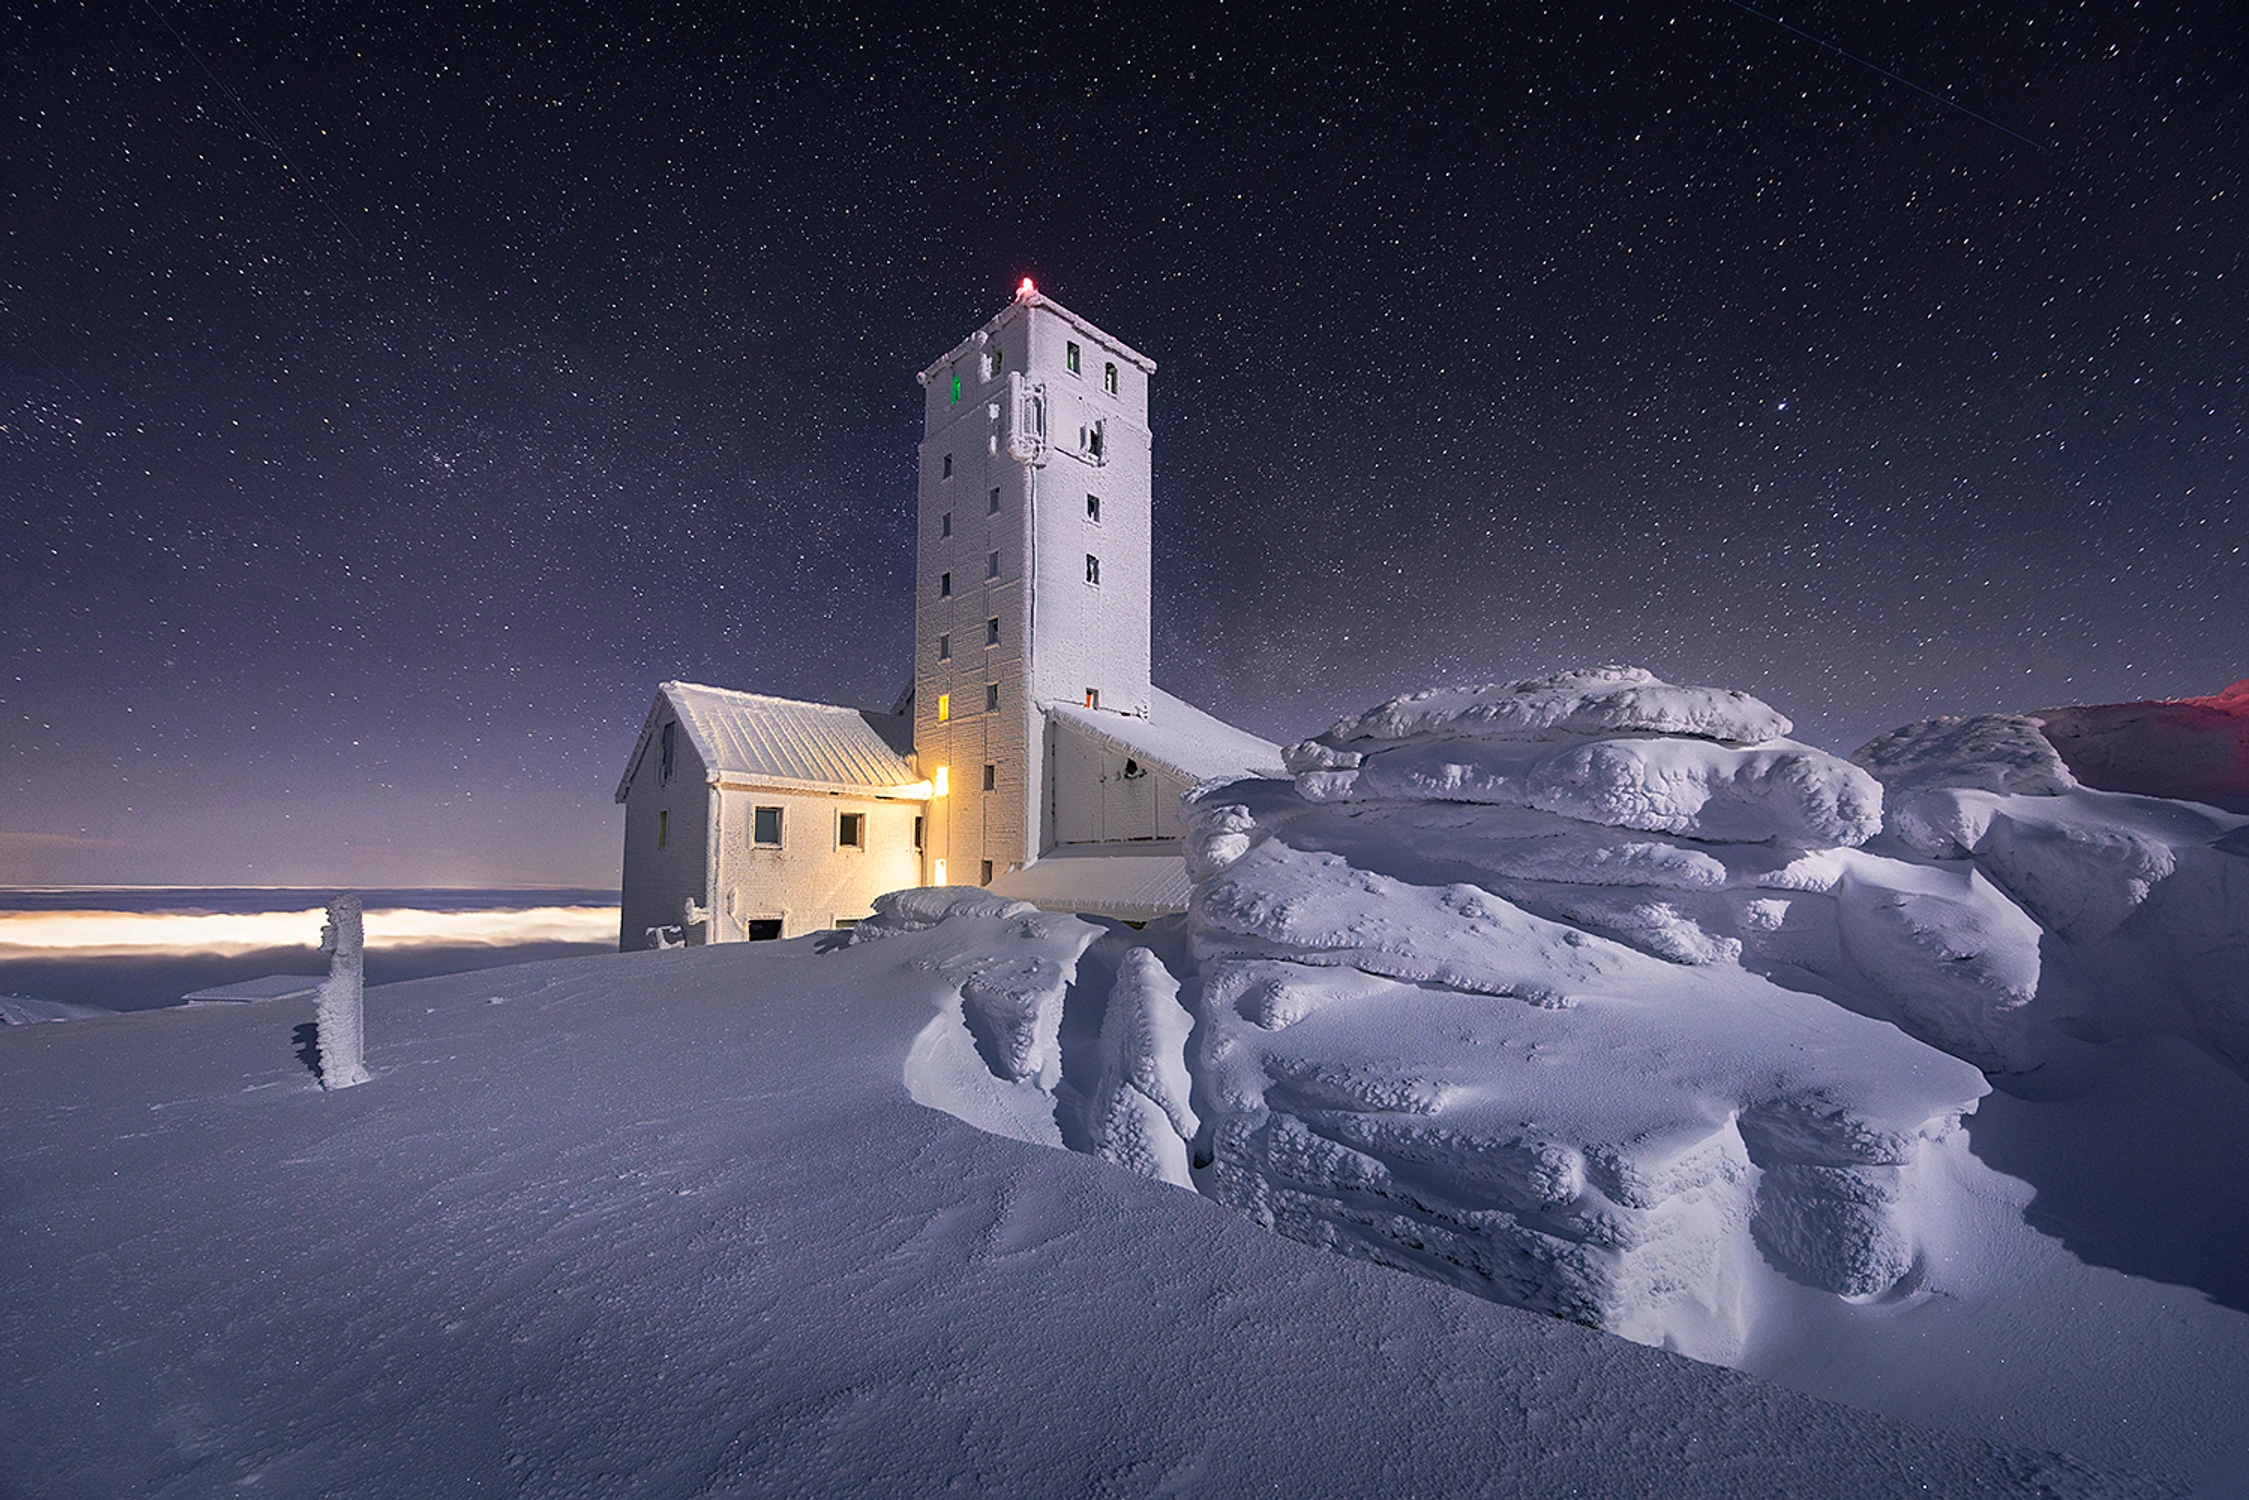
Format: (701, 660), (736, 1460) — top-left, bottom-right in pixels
(616, 284), (1279, 949)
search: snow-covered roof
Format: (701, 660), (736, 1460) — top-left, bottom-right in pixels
(617, 683), (919, 802)
(983, 846), (1195, 920)
(1045, 686), (1283, 787)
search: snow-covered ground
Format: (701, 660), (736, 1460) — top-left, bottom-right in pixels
(0, 930), (2190, 1498)
(6, 668), (2247, 1496)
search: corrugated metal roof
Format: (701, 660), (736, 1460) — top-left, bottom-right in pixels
(644, 682), (919, 795)
(1046, 686), (1284, 786)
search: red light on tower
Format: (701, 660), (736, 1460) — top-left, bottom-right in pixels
(1017, 277), (1037, 300)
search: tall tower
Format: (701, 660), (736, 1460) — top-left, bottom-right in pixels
(913, 282), (1157, 887)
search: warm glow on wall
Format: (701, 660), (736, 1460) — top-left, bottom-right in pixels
(933, 766), (949, 796)
(932, 858), (948, 885)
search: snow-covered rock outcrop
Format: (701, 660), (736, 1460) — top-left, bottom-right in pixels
(1181, 670), (2001, 1360)
(1854, 714), (2249, 1078)
(883, 667), (2249, 1371)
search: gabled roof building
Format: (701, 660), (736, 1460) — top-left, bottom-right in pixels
(615, 286), (1279, 948)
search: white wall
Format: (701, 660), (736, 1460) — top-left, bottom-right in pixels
(710, 787), (925, 939)
(1047, 719), (1193, 846)
(618, 714), (713, 950)
(914, 294), (1158, 884)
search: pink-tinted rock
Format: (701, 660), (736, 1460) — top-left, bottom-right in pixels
(2029, 679), (2249, 813)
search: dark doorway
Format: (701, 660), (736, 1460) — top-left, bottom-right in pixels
(744, 919), (783, 941)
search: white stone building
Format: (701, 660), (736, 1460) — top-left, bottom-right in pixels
(615, 285), (1278, 948)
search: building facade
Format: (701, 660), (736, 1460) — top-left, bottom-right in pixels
(616, 285), (1278, 948)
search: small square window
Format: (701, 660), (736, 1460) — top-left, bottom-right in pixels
(938, 633), (950, 661)
(1085, 554), (1100, 585)
(937, 693), (950, 722)
(983, 763), (996, 791)
(939, 572), (952, 598)
(941, 453), (953, 478)
(988, 487), (1001, 515)
(985, 683), (999, 712)
(1085, 688), (1100, 710)
(1104, 361), (1118, 395)
(1086, 494), (1100, 522)
(981, 859), (994, 885)
(753, 806), (783, 846)
(986, 616), (1000, 646)
(941, 511), (952, 538)
(838, 811), (866, 849)
(1066, 340), (1081, 375)
(986, 550), (1000, 580)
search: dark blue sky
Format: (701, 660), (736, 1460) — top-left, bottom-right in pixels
(5, 1), (2243, 887)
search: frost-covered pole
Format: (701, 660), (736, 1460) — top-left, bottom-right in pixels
(316, 893), (372, 1089)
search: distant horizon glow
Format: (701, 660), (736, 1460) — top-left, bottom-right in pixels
(0, 904), (619, 958)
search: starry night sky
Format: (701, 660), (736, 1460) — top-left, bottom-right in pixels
(5, 1), (2243, 887)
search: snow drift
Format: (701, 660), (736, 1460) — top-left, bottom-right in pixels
(892, 666), (2249, 1383)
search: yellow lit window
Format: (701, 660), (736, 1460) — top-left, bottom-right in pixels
(934, 766), (950, 796)
(937, 693), (950, 722)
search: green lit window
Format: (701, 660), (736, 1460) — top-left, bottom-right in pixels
(949, 370), (961, 404)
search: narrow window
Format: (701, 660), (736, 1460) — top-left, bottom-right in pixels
(1104, 361), (1118, 395)
(985, 683), (999, 712)
(1087, 423), (1104, 461)
(983, 763), (996, 791)
(985, 348), (1002, 380)
(981, 859), (994, 885)
(838, 811), (866, 849)
(657, 809), (669, 848)
(934, 857), (948, 885)
(1085, 554), (1100, 585)
(942, 454), (954, 479)
(1086, 493), (1100, 522)
(933, 766), (949, 796)
(938, 632), (951, 661)
(988, 486), (1001, 515)
(753, 806), (783, 846)
(937, 693), (950, 722)
(1085, 688), (1100, 710)
(986, 549), (1000, 580)
(941, 512), (952, 538)
(949, 370), (961, 404)
(660, 721), (676, 784)
(1066, 340), (1081, 375)
(939, 572), (952, 598)
(986, 616), (1000, 646)
(913, 815), (924, 851)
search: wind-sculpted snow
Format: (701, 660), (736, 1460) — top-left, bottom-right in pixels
(1853, 714), (2249, 1079)
(1087, 948), (1200, 1187)
(1854, 714), (2079, 798)
(1284, 668), (1882, 846)
(1301, 666), (1794, 752)
(887, 666), (2249, 1449)
(1180, 699), (1993, 1358)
